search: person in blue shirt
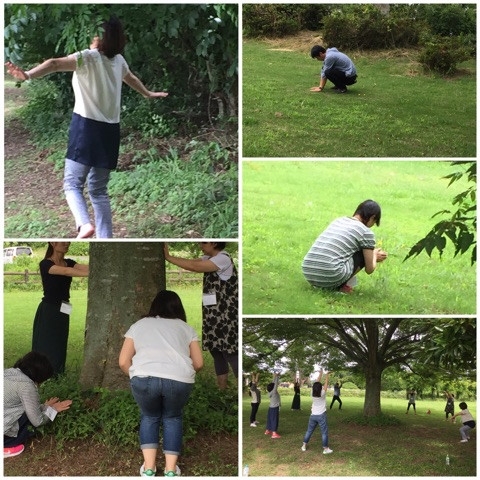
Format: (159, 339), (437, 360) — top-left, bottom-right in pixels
(310, 45), (357, 94)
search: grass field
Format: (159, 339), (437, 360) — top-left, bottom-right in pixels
(242, 160), (476, 314)
(3, 284), (203, 368)
(242, 393), (477, 476)
(243, 38), (476, 158)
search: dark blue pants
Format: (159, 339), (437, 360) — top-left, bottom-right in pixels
(266, 406), (279, 432)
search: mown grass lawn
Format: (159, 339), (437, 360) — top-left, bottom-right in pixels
(242, 160), (476, 315)
(242, 394), (477, 476)
(243, 38), (476, 158)
(3, 285), (203, 368)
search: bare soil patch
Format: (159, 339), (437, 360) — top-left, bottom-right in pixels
(4, 431), (238, 476)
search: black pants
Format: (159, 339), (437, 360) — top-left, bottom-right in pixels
(330, 395), (342, 409)
(250, 402), (260, 423)
(325, 70), (357, 89)
(209, 348), (238, 377)
(4, 413), (31, 448)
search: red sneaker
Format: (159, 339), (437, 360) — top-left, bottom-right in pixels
(271, 433), (282, 439)
(264, 430), (272, 435)
(338, 284), (353, 294)
(4, 444), (25, 458)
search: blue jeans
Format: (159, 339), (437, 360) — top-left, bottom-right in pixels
(303, 412), (329, 447)
(130, 376), (193, 455)
(63, 159), (112, 238)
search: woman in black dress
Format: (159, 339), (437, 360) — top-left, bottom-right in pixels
(32, 242), (89, 375)
(291, 381), (301, 410)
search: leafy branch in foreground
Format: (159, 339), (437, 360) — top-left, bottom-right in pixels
(404, 161), (476, 265)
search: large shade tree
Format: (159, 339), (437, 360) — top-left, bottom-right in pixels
(243, 318), (475, 417)
(79, 242), (166, 390)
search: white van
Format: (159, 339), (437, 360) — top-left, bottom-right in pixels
(3, 246), (33, 264)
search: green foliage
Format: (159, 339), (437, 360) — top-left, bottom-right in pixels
(184, 374), (238, 435)
(323, 4), (424, 49)
(109, 141), (238, 237)
(405, 162), (476, 264)
(419, 36), (473, 75)
(18, 79), (70, 145)
(5, 4), (238, 127)
(415, 4), (476, 37)
(37, 369), (237, 448)
(419, 319), (476, 373)
(242, 4), (306, 37)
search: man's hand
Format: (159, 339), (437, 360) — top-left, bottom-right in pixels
(310, 86), (323, 92)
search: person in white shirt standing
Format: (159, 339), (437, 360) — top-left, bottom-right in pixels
(119, 290), (204, 477)
(5, 16), (168, 238)
(301, 369), (333, 454)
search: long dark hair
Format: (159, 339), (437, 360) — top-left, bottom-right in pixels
(44, 243), (54, 259)
(14, 351), (54, 384)
(98, 16), (126, 58)
(148, 290), (187, 322)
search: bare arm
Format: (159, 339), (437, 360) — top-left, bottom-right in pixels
(118, 337), (135, 375)
(363, 248), (388, 274)
(5, 55), (77, 82)
(323, 372), (330, 393)
(123, 71), (168, 99)
(164, 244), (219, 273)
(73, 264), (89, 274)
(189, 340), (204, 372)
(47, 264), (89, 277)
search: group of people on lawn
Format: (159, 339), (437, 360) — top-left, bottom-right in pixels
(248, 374), (475, 455)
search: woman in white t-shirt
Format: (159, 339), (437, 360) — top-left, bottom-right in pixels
(301, 370), (333, 454)
(164, 242), (238, 390)
(119, 290), (203, 477)
(5, 16), (168, 238)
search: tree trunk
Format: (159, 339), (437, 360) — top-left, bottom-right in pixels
(79, 242), (166, 390)
(363, 320), (383, 416)
(363, 363), (383, 416)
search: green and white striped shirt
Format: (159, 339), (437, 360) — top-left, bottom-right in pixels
(302, 217), (375, 288)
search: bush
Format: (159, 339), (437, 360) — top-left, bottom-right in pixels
(323, 4), (424, 50)
(419, 36), (472, 75)
(38, 368), (237, 448)
(109, 140), (238, 237)
(417, 4), (476, 37)
(243, 4), (301, 37)
(19, 78), (71, 146)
